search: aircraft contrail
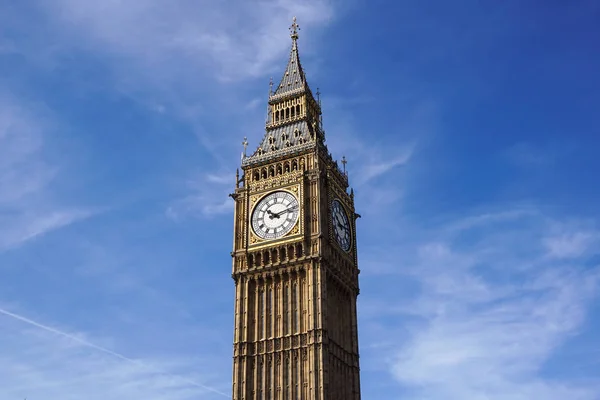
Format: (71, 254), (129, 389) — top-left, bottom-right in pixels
(0, 307), (229, 397)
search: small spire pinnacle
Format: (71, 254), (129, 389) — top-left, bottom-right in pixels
(241, 137), (248, 160)
(269, 77), (274, 95)
(289, 16), (300, 47)
(341, 156), (348, 175)
(316, 88), (321, 105)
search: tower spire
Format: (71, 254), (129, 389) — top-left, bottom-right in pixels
(271, 17), (309, 98)
(242, 17), (323, 167)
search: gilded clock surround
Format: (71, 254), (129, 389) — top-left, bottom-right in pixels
(249, 184), (304, 246)
(229, 17), (361, 400)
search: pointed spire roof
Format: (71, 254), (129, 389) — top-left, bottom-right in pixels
(271, 17), (309, 99)
(241, 17), (324, 168)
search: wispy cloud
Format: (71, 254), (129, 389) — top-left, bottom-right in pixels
(36, 0), (334, 84)
(360, 208), (600, 399)
(543, 222), (599, 259)
(166, 171), (233, 220)
(0, 210), (95, 252)
(354, 144), (415, 186)
(0, 94), (95, 252)
(0, 307), (229, 399)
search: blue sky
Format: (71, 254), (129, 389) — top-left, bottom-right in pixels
(1, 1), (599, 399)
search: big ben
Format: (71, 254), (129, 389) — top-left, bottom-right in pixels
(230, 17), (361, 400)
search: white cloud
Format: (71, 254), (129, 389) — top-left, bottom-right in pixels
(0, 307), (229, 400)
(38, 0), (334, 83)
(543, 230), (598, 259)
(166, 171), (234, 220)
(0, 95), (95, 252)
(360, 208), (600, 399)
(354, 144), (415, 186)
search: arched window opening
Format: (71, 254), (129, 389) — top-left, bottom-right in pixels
(296, 243), (303, 257)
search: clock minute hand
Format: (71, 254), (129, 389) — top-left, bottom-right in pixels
(274, 205), (298, 218)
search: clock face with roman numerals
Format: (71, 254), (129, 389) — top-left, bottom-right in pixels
(331, 199), (352, 252)
(251, 191), (300, 240)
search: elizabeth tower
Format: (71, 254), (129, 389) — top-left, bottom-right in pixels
(230, 18), (361, 400)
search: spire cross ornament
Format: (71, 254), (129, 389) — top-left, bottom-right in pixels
(289, 16), (300, 41)
(341, 156), (347, 174)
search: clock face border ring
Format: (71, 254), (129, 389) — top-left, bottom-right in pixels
(251, 189), (300, 241)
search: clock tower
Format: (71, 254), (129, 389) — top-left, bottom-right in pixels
(230, 18), (361, 400)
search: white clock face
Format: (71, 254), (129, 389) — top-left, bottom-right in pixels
(252, 191), (300, 240)
(331, 199), (351, 252)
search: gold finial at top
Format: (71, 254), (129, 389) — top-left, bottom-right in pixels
(290, 16), (300, 42)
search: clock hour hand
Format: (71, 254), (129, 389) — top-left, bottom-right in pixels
(266, 209), (278, 219)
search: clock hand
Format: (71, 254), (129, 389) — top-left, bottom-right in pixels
(266, 209), (278, 220)
(274, 205), (298, 218)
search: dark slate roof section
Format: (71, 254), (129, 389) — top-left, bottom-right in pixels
(273, 42), (307, 97)
(241, 120), (317, 167)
